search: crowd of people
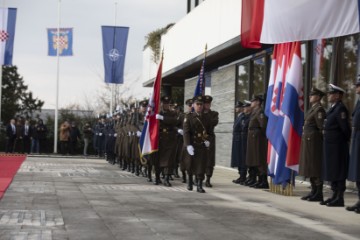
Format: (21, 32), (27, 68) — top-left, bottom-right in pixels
(231, 80), (360, 214)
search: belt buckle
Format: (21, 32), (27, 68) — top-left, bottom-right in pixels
(163, 129), (167, 133)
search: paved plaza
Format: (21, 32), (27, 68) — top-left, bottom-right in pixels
(0, 156), (359, 240)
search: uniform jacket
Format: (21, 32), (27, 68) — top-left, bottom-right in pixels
(322, 101), (351, 181)
(348, 99), (360, 181)
(231, 112), (250, 168)
(299, 103), (325, 177)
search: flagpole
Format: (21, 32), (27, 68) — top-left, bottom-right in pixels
(0, 1), (6, 126)
(110, 0), (118, 115)
(54, 0), (61, 153)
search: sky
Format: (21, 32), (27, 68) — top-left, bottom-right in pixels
(7, 0), (185, 109)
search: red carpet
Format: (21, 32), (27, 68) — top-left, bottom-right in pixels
(0, 154), (27, 199)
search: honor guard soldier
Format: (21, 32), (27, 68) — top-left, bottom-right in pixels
(245, 95), (268, 189)
(177, 98), (193, 184)
(154, 96), (179, 186)
(299, 88), (326, 202)
(183, 95), (210, 193)
(96, 116), (106, 158)
(203, 95), (219, 187)
(232, 100), (251, 185)
(321, 84), (351, 207)
(346, 77), (360, 214)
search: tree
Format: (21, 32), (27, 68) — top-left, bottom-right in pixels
(1, 66), (44, 123)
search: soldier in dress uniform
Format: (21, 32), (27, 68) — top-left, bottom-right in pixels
(154, 96), (179, 186)
(320, 84), (351, 207)
(232, 100), (251, 185)
(176, 98), (193, 184)
(346, 77), (360, 214)
(245, 95), (268, 189)
(183, 96), (210, 193)
(96, 116), (106, 158)
(299, 88), (326, 202)
(203, 95), (219, 187)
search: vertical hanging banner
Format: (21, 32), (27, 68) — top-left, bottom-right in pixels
(0, 8), (17, 65)
(47, 28), (73, 56)
(101, 26), (129, 84)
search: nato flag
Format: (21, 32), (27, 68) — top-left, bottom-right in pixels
(101, 26), (129, 84)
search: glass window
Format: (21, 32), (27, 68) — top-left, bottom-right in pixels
(236, 63), (250, 102)
(339, 34), (360, 114)
(312, 39), (333, 108)
(252, 56), (266, 97)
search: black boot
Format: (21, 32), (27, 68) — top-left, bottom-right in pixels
(164, 175), (172, 187)
(205, 176), (212, 188)
(245, 174), (256, 186)
(174, 168), (180, 178)
(182, 171), (187, 183)
(197, 180), (206, 193)
(147, 167), (152, 182)
(255, 175), (269, 189)
(346, 200), (360, 211)
(233, 176), (242, 184)
(122, 161), (127, 171)
(327, 191), (345, 207)
(135, 165), (140, 176)
(131, 162), (135, 174)
(127, 162), (131, 172)
(154, 171), (161, 185)
(308, 185), (324, 202)
(320, 191), (338, 205)
(301, 183), (316, 200)
(187, 175), (193, 191)
(249, 176), (261, 188)
(239, 175), (247, 185)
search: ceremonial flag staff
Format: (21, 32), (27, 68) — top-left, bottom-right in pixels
(0, 0), (5, 125)
(53, 0), (61, 153)
(110, 0), (119, 115)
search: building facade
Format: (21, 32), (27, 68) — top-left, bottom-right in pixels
(142, 0), (360, 168)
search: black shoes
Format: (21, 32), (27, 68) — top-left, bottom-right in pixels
(346, 200), (360, 212)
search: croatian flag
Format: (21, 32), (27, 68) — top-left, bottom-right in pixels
(47, 28), (73, 56)
(265, 44), (290, 184)
(281, 42), (304, 172)
(139, 57), (163, 155)
(241, 0), (360, 48)
(0, 8), (16, 65)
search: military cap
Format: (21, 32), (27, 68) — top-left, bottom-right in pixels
(243, 100), (251, 107)
(203, 95), (213, 103)
(192, 95), (204, 103)
(251, 94), (264, 102)
(355, 74), (360, 87)
(235, 100), (244, 108)
(185, 98), (193, 106)
(161, 96), (171, 104)
(139, 99), (148, 107)
(327, 83), (345, 94)
(309, 87), (325, 97)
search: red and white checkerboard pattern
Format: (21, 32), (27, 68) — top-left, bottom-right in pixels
(0, 30), (9, 42)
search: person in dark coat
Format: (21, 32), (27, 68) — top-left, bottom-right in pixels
(69, 122), (81, 155)
(231, 101), (244, 177)
(299, 88), (326, 202)
(36, 119), (48, 154)
(346, 77), (360, 214)
(321, 84), (351, 207)
(183, 95), (210, 193)
(82, 122), (93, 156)
(155, 96), (179, 186)
(203, 95), (219, 188)
(14, 119), (24, 153)
(5, 118), (16, 153)
(245, 95), (268, 189)
(23, 120), (32, 154)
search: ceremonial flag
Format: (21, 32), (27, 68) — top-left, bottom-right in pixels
(194, 45), (207, 96)
(47, 28), (73, 56)
(241, 0), (360, 48)
(139, 56), (163, 155)
(0, 8), (17, 65)
(101, 26), (129, 84)
(281, 42), (304, 172)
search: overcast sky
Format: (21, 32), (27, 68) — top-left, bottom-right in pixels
(7, 0), (185, 109)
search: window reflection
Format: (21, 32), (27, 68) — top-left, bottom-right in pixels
(237, 63), (249, 102)
(252, 57), (265, 97)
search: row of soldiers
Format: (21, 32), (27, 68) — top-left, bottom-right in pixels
(231, 81), (360, 214)
(94, 95), (219, 193)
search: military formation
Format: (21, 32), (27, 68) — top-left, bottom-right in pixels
(231, 80), (360, 214)
(96, 95), (218, 193)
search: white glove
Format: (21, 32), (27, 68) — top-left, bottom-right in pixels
(204, 140), (210, 148)
(177, 129), (183, 135)
(128, 131), (131, 136)
(156, 114), (164, 120)
(99, 133), (102, 136)
(187, 145), (194, 156)
(114, 133), (117, 137)
(136, 131), (142, 137)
